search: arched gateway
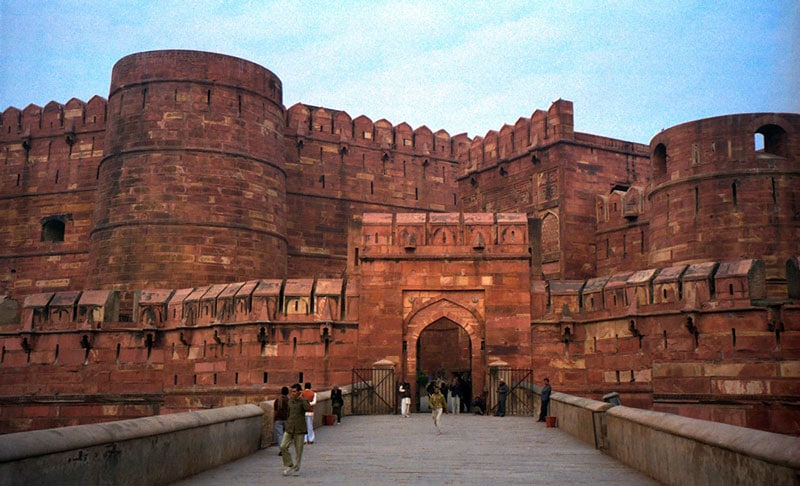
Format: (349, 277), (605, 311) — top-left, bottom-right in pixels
(405, 298), (485, 405)
(354, 212), (533, 414)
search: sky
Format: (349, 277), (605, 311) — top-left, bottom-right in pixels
(0, 1), (797, 144)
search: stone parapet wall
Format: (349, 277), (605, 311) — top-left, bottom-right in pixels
(549, 391), (800, 485)
(0, 404), (263, 485)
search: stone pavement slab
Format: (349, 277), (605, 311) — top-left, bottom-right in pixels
(174, 413), (660, 485)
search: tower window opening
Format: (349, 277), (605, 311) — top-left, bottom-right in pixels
(755, 124), (788, 157)
(41, 218), (66, 242)
(653, 143), (667, 175)
(754, 133), (764, 151)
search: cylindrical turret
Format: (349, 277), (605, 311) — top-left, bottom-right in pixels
(88, 50), (287, 290)
(647, 113), (800, 292)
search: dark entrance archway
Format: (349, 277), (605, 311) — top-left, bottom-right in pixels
(403, 297), (485, 412)
(416, 317), (473, 411)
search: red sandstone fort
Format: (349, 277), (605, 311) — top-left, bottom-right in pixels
(1, 50), (798, 435)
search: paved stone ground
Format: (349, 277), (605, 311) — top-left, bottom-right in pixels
(174, 413), (660, 485)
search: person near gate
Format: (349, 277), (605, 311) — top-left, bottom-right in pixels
(399, 381), (412, 418)
(538, 377), (552, 422)
(331, 384), (344, 424)
(302, 382), (317, 444)
(273, 386), (290, 455)
(279, 383), (310, 476)
(495, 379), (509, 417)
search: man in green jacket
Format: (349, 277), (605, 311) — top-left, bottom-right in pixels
(280, 383), (311, 476)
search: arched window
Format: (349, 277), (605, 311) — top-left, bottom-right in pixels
(41, 215), (71, 242)
(541, 212), (560, 262)
(653, 143), (667, 175)
(755, 124), (788, 157)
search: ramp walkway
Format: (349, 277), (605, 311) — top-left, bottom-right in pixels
(174, 413), (659, 485)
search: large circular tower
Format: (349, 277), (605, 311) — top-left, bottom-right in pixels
(88, 50), (287, 290)
(647, 113), (800, 293)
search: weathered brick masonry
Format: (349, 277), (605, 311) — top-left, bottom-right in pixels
(1, 50), (798, 434)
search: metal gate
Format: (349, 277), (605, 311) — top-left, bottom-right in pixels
(351, 367), (396, 415)
(488, 369), (536, 416)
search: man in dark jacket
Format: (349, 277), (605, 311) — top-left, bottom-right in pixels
(280, 383), (310, 476)
(495, 379), (509, 417)
(331, 384), (344, 423)
(538, 378), (552, 422)
(273, 386), (290, 454)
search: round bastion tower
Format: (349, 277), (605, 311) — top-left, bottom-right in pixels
(88, 50), (287, 291)
(647, 113), (800, 294)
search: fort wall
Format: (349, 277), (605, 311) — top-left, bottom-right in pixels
(0, 50), (797, 436)
(1, 97), (108, 300)
(282, 103), (464, 277)
(458, 99), (652, 280)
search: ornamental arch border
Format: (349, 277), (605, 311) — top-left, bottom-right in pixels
(403, 296), (486, 398)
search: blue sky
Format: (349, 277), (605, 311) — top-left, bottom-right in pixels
(0, 1), (797, 143)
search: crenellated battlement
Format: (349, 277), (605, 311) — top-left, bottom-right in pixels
(286, 102), (470, 160)
(0, 96), (108, 142)
(463, 99), (574, 174)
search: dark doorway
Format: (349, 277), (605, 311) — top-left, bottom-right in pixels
(416, 317), (472, 411)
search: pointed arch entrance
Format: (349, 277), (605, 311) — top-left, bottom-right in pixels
(404, 298), (485, 410)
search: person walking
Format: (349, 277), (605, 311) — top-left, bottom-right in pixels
(495, 379), (509, 417)
(273, 386), (289, 455)
(279, 383), (310, 476)
(331, 384), (344, 424)
(538, 378), (552, 422)
(429, 385), (447, 435)
(399, 381), (412, 418)
(302, 382), (317, 444)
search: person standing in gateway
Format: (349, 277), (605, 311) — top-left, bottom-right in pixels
(280, 383), (310, 476)
(399, 381), (412, 418)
